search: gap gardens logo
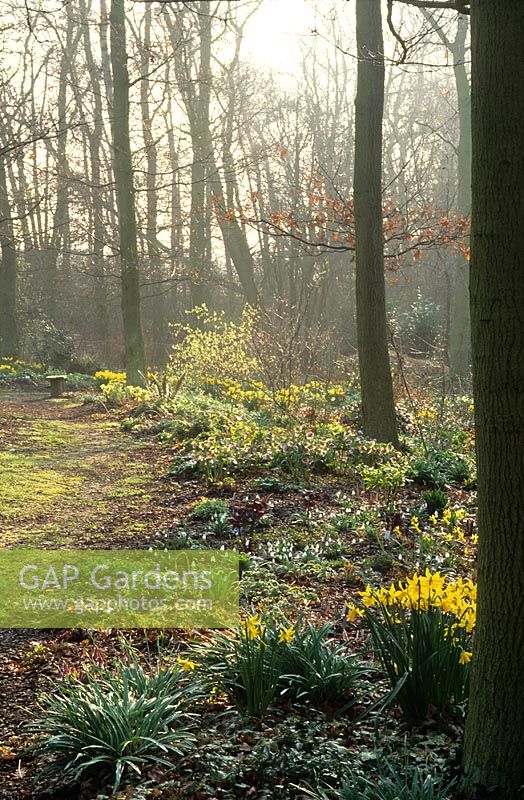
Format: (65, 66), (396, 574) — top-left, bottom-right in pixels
(0, 550), (239, 628)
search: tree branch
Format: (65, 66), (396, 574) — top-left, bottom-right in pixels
(395, 0), (470, 13)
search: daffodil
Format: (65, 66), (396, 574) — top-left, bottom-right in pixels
(244, 613), (264, 640)
(177, 656), (197, 672)
(346, 605), (364, 622)
(411, 515), (421, 533)
(278, 625), (295, 644)
(459, 650), (472, 665)
(442, 508), (452, 526)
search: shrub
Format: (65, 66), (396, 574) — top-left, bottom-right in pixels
(409, 450), (472, 488)
(278, 622), (374, 714)
(168, 306), (258, 391)
(190, 498), (229, 521)
(347, 571), (475, 724)
(65, 372), (96, 391)
(29, 651), (200, 792)
(398, 293), (443, 357)
(26, 318), (75, 368)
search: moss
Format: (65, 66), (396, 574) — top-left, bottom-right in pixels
(0, 452), (82, 518)
(105, 471), (151, 499)
(0, 399), (155, 546)
(23, 420), (80, 448)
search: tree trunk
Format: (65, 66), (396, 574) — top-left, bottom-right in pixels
(461, 3), (524, 797)
(449, 14), (472, 382)
(46, 9), (78, 325)
(353, 0), (398, 445)
(0, 154), (19, 357)
(167, 2), (259, 309)
(110, 0), (147, 386)
(188, 0), (211, 309)
(80, 0), (111, 361)
(140, 5), (169, 366)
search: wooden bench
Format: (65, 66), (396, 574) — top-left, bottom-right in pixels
(46, 374), (67, 398)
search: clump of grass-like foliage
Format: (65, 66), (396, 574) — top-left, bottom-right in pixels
(29, 649), (202, 792)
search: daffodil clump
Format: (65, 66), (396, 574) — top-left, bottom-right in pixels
(199, 614), (296, 718)
(0, 356), (46, 379)
(347, 570), (475, 724)
(408, 507), (477, 570)
(0, 363), (16, 374)
(100, 381), (150, 405)
(206, 376), (349, 412)
(94, 369), (126, 385)
(352, 569), (476, 632)
(242, 613), (295, 645)
(199, 616), (370, 718)
(208, 377), (267, 408)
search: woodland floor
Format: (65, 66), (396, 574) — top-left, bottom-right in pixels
(0, 388), (471, 800)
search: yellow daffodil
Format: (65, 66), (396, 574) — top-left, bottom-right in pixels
(442, 508), (452, 526)
(278, 625), (295, 644)
(244, 614), (264, 640)
(177, 656), (197, 672)
(346, 604), (365, 622)
(353, 570), (476, 632)
(411, 515), (421, 533)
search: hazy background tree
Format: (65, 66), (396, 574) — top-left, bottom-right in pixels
(110, 0), (147, 386)
(354, 0), (398, 445)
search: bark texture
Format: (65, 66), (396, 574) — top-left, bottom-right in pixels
(354, 0), (398, 445)
(461, 2), (524, 797)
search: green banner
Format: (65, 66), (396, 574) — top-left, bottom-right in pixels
(0, 550), (239, 628)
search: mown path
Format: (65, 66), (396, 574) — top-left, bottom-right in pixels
(0, 390), (173, 549)
(0, 390), (183, 799)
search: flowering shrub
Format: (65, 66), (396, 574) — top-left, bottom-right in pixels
(347, 570), (475, 723)
(168, 306), (259, 391)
